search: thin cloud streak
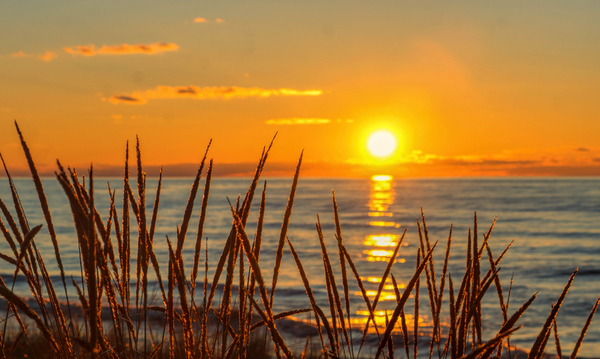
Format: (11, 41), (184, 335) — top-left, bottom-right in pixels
(265, 118), (354, 125)
(64, 42), (179, 56)
(107, 95), (147, 105)
(11, 50), (57, 61)
(40, 51), (57, 61)
(108, 85), (322, 104)
(11, 51), (28, 58)
(266, 118), (331, 125)
(63, 45), (96, 56)
(193, 17), (224, 23)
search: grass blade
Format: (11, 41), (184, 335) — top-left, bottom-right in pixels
(270, 151), (302, 308)
(569, 294), (600, 359)
(15, 122), (73, 329)
(391, 273), (410, 359)
(338, 240), (380, 354)
(0, 286), (59, 353)
(316, 216), (344, 353)
(191, 159), (213, 293)
(286, 236), (331, 355)
(553, 318), (562, 359)
(0, 153), (29, 237)
(376, 241), (438, 358)
(176, 140), (211, 257)
(529, 268), (578, 359)
(230, 206), (294, 359)
(13, 224), (42, 277)
(414, 249), (421, 359)
(332, 191), (353, 355)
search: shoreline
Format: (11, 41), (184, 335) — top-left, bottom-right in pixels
(0, 298), (544, 359)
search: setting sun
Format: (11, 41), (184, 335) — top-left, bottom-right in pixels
(367, 130), (397, 158)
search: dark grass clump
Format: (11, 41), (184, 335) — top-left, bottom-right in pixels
(0, 121), (598, 359)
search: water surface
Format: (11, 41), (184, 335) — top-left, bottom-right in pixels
(1, 176), (599, 357)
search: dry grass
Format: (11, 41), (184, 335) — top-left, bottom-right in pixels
(0, 121), (598, 358)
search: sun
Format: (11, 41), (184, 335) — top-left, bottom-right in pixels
(367, 130), (397, 158)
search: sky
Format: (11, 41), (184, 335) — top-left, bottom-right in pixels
(1, 0), (600, 177)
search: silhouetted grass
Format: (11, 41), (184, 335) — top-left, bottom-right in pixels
(0, 121), (598, 358)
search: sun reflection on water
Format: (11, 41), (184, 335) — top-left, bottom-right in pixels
(365, 174), (402, 262)
(351, 174), (433, 334)
(368, 212), (393, 217)
(368, 175), (395, 212)
(364, 234), (399, 247)
(364, 249), (394, 257)
(352, 311), (426, 328)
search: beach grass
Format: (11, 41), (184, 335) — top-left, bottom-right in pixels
(0, 121), (598, 358)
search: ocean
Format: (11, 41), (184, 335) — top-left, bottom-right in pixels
(1, 176), (599, 357)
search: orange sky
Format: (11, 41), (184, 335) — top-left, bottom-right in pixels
(1, 1), (599, 177)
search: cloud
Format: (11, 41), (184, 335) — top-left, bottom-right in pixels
(99, 43), (178, 55)
(64, 43), (179, 56)
(265, 118), (353, 125)
(266, 118), (330, 125)
(576, 147), (590, 152)
(64, 45), (96, 56)
(193, 17), (224, 23)
(11, 50), (57, 61)
(40, 51), (57, 62)
(11, 50), (28, 58)
(108, 95), (147, 105)
(108, 85), (322, 104)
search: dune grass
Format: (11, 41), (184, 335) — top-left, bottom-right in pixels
(0, 121), (598, 358)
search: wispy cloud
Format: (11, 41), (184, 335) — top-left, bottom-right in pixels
(11, 51), (28, 58)
(40, 51), (57, 61)
(265, 118), (353, 125)
(266, 118), (330, 125)
(107, 85), (322, 104)
(108, 95), (146, 105)
(63, 45), (95, 56)
(64, 43), (179, 56)
(193, 17), (225, 23)
(11, 50), (57, 61)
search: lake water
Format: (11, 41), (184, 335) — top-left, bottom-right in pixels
(1, 176), (599, 357)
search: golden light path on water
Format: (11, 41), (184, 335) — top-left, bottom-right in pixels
(363, 175), (404, 262)
(350, 174), (433, 334)
(291, 174), (435, 337)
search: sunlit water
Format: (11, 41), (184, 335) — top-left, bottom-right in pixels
(1, 176), (599, 357)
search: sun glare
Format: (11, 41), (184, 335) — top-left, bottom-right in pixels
(367, 130), (397, 158)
